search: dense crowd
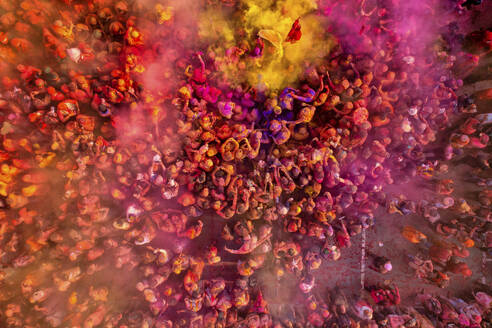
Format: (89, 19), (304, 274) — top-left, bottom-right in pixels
(0, 0), (491, 327)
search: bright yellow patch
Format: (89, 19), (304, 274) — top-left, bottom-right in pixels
(198, 0), (334, 89)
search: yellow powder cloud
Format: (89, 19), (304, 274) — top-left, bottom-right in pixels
(198, 0), (335, 90)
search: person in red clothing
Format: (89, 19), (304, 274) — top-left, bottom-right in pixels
(429, 241), (453, 265)
(366, 283), (400, 306)
(335, 221), (351, 248)
(386, 284), (401, 306)
(446, 259), (472, 277)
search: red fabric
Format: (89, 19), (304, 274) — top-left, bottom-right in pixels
(369, 289), (385, 304)
(336, 232), (349, 248)
(286, 18), (302, 43)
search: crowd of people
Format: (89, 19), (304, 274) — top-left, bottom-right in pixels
(0, 0), (490, 326)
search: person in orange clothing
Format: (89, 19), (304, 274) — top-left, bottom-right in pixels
(401, 226), (427, 244)
(429, 242), (453, 267)
(428, 270), (450, 288)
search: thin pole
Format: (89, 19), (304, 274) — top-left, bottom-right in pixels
(360, 227), (367, 292)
